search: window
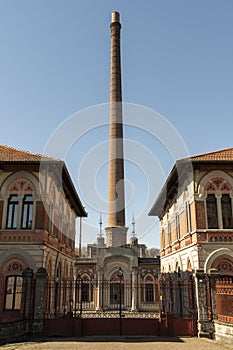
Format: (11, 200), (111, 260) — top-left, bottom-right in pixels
(4, 276), (23, 310)
(110, 283), (122, 305)
(6, 194), (34, 230)
(176, 214), (180, 240)
(206, 194), (218, 228)
(145, 284), (154, 302)
(6, 195), (19, 229)
(21, 195), (33, 229)
(58, 215), (62, 240)
(81, 283), (90, 302)
(161, 228), (165, 249)
(205, 178), (233, 229)
(185, 202), (191, 233)
(168, 222), (171, 246)
(4, 178), (35, 230)
(221, 194), (233, 229)
(49, 203), (54, 234)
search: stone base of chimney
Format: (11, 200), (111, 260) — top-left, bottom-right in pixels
(105, 226), (128, 247)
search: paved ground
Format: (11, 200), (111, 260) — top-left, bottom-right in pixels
(1, 337), (232, 350)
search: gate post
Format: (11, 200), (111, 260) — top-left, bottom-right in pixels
(33, 267), (48, 334)
(22, 267), (34, 319)
(131, 268), (137, 311)
(194, 269), (215, 338)
(208, 269), (220, 320)
(96, 270), (103, 310)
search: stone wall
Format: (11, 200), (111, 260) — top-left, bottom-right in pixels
(0, 319), (43, 345)
(215, 321), (233, 344)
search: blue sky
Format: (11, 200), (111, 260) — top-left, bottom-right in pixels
(0, 1), (233, 248)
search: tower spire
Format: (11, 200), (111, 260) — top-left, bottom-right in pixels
(99, 212), (103, 237)
(105, 12), (128, 247)
(131, 213), (136, 238)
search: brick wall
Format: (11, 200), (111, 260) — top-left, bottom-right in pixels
(195, 201), (206, 229)
(216, 279), (233, 322)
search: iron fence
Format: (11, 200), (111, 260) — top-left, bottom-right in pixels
(44, 278), (159, 319)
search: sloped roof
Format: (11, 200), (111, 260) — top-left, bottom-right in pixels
(0, 144), (87, 217)
(180, 147), (233, 162)
(149, 147), (233, 217)
(0, 144), (59, 162)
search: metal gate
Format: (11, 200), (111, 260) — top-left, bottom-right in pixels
(43, 276), (197, 337)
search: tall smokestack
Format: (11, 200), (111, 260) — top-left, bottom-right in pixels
(105, 12), (128, 247)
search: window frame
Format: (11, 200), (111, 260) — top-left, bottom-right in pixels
(205, 178), (233, 230)
(6, 195), (19, 229)
(21, 195), (34, 229)
(4, 275), (23, 311)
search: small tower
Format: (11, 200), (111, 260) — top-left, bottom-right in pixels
(105, 12), (128, 247)
(130, 214), (138, 246)
(97, 213), (105, 247)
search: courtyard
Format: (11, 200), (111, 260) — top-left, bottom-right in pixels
(1, 337), (232, 350)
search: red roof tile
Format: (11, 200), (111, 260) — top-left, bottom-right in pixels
(179, 147), (233, 162)
(0, 144), (59, 162)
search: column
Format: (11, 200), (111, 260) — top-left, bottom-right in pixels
(194, 269), (215, 338)
(96, 270), (103, 310)
(22, 267), (34, 319)
(131, 269), (138, 311)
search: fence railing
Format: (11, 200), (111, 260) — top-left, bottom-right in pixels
(44, 278), (159, 319)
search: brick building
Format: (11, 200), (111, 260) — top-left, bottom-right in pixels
(0, 144), (87, 322)
(149, 147), (233, 338)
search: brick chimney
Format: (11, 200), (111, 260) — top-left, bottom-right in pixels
(105, 12), (128, 247)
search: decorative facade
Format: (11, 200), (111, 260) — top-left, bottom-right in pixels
(149, 148), (233, 337)
(0, 144), (87, 322)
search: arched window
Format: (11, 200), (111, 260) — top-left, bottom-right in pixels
(4, 275), (23, 310)
(110, 269), (124, 307)
(205, 178), (233, 229)
(144, 274), (155, 303)
(5, 179), (35, 230)
(213, 257), (233, 277)
(3, 260), (24, 311)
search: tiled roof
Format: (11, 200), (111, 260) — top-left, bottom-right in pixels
(0, 144), (87, 216)
(0, 144), (59, 162)
(149, 147), (233, 217)
(179, 147), (233, 162)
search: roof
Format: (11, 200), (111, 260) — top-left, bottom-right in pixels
(0, 144), (87, 217)
(180, 147), (233, 162)
(149, 147), (233, 217)
(0, 144), (59, 162)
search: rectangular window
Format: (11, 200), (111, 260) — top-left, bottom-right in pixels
(58, 215), (62, 240)
(206, 194), (218, 228)
(21, 195), (33, 229)
(168, 222), (171, 245)
(161, 228), (165, 249)
(176, 214), (180, 240)
(145, 284), (154, 302)
(186, 202), (192, 233)
(81, 283), (90, 302)
(6, 195), (19, 229)
(4, 276), (23, 310)
(221, 194), (233, 229)
(49, 203), (54, 234)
